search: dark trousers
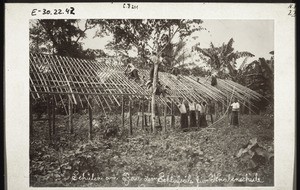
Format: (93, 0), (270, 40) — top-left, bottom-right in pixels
(231, 111), (239, 126)
(200, 114), (207, 127)
(180, 113), (188, 129)
(190, 111), (196, 127)
(209, 114), (213, 124)
(197, 111), (201, 127)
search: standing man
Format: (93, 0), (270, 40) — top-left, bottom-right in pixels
(189, 100), (197, 128)
(200, 101), (208, 127)
(196, 101), (202, 128)
(178, 98), (188, 130)
(230, 98), (240, 126)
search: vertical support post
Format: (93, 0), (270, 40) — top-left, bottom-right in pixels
(164, 104), (167, 132)
(30, 95), (33, 138)
(52, 95), (56, 135)
(171, 101), (175, 128)
(226, 100), (229, 126)
(88, 97), (93, 141)
(156, 104), (161, 127)
(121, 95), (124, 129)
(141, 98), (145, 130)
(223, 100), (226, 115)
(129, 100), (133, 136)
(47, 94), (52, 140)
(214, 101), (217, 119)
(68, 98), (73, 134)
(148, 100), (152, 132)
(249, 99), (253, 119)
(136, 101), (141, 127)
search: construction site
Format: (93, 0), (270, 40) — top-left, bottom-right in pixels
(30, 53), (274, 187)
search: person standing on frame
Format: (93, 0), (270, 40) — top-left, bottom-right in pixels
(178, 98), (188, 130)
(189, 100), (196, 128)
(230, 98), (240, 126)
(196, 101), (202, 128)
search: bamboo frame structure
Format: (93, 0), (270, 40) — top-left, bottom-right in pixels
(30, 53), (262, 111)
(30, 53), (264, 136)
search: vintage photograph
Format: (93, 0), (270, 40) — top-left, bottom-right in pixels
(29, 19), (274, 187)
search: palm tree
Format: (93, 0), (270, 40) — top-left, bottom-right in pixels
(193, 38), (254, 79)
(162, 39), (191, 68)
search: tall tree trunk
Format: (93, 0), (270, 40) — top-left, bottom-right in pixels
(151, 63), (159, 133)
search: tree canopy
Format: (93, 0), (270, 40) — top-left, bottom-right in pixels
(30, 19), (105, 59)
(91, 19), (204, 65)
(193, 38), (254, 78)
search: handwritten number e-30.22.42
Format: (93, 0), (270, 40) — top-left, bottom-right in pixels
(31, 7), (75, 16)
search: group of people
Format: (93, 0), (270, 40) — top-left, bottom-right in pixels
(177, 98), (214, 130)
(178, 97), (240, 130)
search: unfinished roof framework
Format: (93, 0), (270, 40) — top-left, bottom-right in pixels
(30, 53), (262, 114)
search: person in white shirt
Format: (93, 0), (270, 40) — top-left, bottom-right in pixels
(196, 102), (202, 128)
(189, 100), (197, 128)
(230, 98), (240, 126)
(178, 98), (188, 129)
(200, 101), (208, 127)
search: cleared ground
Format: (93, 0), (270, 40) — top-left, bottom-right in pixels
(30, 113), (274, 187)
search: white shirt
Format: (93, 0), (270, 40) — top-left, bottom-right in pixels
(196, 103), (203, 113)
(231, 102), (240, 111)
(128, 63), (136, 72)
(178, 103), (187, 113)
(189, 102), (196, 111)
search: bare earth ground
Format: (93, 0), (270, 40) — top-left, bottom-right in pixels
(30, 113), (274, 187)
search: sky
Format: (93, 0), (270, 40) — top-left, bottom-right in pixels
(80, 19), (274, 68)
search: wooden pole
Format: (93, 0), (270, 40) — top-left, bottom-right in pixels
(148, 100), (152, 132)
(141, 99), (145, 130)
(171, 101), (175, 128)
(151, 63), (159, 134)
(164, 104), (167, 132)
(156, 104), (161, 127)
(52, 95), (56, 135)
(88, 97), (93, 140)
(214, 101), (216, 119)
(249, 99), (253, 119)
(69, 98), (73, 134)
(226, 100), (229, 126)
(136, 101), (141, 127)
(129, 100), (133, 136)
(121, 95), (125, 129)
(47, 95), (52, 140)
